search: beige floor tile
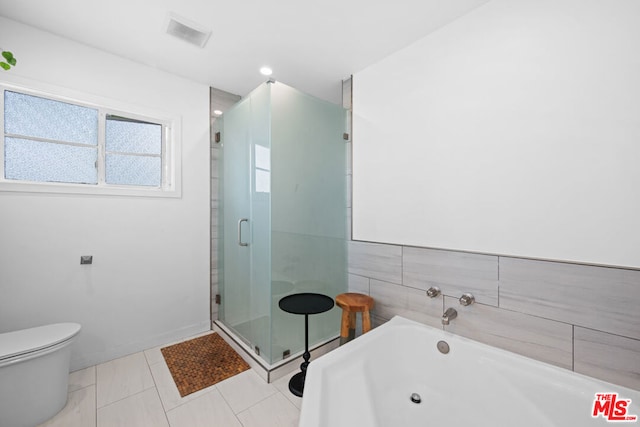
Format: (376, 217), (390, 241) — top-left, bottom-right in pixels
(96, 352), (155, 408)
(97, 388), (168, 427)
(143, 344), (171, 367)
(272, 371), (302, 409)
(237, 392), (300, 427)
(39, 385), (96, 427)
(216, 369), (277, 414)
(166, 388), (242, 427)
(36, 342), (305, 427)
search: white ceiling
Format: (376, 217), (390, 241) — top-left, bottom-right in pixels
(0, 0), (490, 104)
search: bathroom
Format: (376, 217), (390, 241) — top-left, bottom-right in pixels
(1, 0), (639, 426)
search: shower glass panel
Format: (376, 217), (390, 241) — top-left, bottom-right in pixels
(269, 84), (347, 361)
(219, 81), (346, 365)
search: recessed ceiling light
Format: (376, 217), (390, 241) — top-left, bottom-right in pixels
(213, 110), (223, 116)
(260, 67), (273, 76)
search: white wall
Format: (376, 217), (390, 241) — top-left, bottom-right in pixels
(352, 0), (640, 268)
(0, 17), (211, 369)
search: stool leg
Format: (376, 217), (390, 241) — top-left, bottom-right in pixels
(362, 310), (371, 334)
(348, 312), (356, 340)
(340, 310), (350, 338)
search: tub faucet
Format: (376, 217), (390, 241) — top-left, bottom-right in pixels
(442, 308), (457, 325)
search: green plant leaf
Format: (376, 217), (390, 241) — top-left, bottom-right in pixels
(8, 57), (16, 66)
(1, 51), (13, 61)
(0, 62), (11, 71)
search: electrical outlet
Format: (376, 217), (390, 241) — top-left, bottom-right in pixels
(80, 255), (93, 265)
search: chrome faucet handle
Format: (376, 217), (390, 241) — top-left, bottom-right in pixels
(426, 287), (441, 298)
(459, 293), (475, 306)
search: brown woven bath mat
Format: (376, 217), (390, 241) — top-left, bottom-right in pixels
(161, 333), (250, 397)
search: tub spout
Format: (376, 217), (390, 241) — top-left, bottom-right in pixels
(442, 308), (457, 325)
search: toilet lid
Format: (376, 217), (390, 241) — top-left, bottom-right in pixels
(0, 323), (81, 361)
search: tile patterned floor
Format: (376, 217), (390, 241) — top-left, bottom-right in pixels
(38, 332), (302, 427)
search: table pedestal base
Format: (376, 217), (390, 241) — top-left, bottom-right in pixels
(288, 371), (305, 397)
(278, 293), (335, 398)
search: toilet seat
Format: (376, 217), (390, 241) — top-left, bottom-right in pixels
(0, 323), (81, 362)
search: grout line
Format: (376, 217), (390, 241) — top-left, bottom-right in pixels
(214, 376), (245, 424)
(571, 325), (575, 372)
(497, 256), (500, 308)
(234, 389), (290, 422)
(153, 386), (171, 427)
(400, 245), (404, 285)
(146, 351), (170, 416)
(95, 373), (98, 427)
(97, 387), (155, 410)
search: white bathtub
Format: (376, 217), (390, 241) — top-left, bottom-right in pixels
(300, 316), (639, 427)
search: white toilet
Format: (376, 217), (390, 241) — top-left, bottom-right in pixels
(0, 323), (81, 427)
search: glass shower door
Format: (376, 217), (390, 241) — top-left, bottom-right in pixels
(220, 96), (252, 345)
(219, 83), (273, 359)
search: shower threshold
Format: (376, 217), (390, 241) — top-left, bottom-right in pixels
(213, 320), (340, 383)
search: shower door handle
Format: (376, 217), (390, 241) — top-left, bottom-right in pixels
(238, 218), (249, 246)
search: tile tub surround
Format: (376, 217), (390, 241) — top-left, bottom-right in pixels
(348, 241), (640, 390)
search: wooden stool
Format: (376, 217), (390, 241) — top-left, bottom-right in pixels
(335, 293), (375, 340)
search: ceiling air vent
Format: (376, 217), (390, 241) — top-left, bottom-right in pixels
(165, 13), (211, 48)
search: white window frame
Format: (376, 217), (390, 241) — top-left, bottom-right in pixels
(0, 82), (181, 198)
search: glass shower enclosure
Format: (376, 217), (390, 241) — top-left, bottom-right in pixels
(218, 81), (347, 366)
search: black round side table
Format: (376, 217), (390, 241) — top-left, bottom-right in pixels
(278, 292), (334, 397)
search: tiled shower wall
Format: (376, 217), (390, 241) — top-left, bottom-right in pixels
(210, 87), (241, 323)
(342, 77), (640, 391)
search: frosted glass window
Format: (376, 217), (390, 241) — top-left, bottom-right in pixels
(105, 115), (162, 154)
(2, 87), (172, 193)
(4, 91), (98, 145)
(4, 137), (98, 184)
(105, 115), (162, 186)
(106, 154), (161, 187)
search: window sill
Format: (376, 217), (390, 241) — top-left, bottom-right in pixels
(0, 180), (181, 198)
